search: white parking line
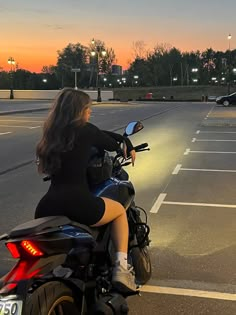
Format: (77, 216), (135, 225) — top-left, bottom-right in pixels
(198, 131), (236, 134)
(173, 166), (236, 174)
(141, 285), (236, 301)
(0, 132), (12, 136)
(0, 125), (39, 129)
(186, 150), (236, 154)
(150, 193), (167, 213)
(0, 119), (44, 123)
(150, 193), (236, 213)
(184, 148), (190, 155)
(28, 126), (41, 129)
(163, 200), (236, 209)
(172, 164), (182, 175)
(194, 139), (236, 142)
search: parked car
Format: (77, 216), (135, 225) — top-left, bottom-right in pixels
(216, 92), (236, 106)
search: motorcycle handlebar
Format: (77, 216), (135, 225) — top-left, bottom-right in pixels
(133, 143), (149, 151)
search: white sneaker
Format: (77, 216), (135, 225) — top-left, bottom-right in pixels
(112, 261), (137, 292)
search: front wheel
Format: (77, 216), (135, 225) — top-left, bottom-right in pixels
(24, 281), (81, 315)
(223, 100), (230, 106)
(130, 244), (152, 285)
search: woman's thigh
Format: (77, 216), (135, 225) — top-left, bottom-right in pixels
(91, 197), (125, 227)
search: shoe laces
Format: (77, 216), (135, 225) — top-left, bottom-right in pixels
(127, 264), (135, 276)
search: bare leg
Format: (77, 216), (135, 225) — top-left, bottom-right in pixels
(91, 197), (128, 253)
(110, 212), (128, 253)
(91, 197), (136, 292)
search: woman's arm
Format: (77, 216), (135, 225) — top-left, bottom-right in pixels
(88, 123), (120, 151)
(102, 130), (136, 166)
(102, 130), (134, 152)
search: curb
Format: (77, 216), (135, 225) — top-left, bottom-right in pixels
(0, 107), (50, 116)
(0, 102), (135, 116)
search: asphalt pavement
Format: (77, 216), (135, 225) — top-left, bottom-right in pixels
(0, 101), (235, 314)
(0, 99), (130, 116)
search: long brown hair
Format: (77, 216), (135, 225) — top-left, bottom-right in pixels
(36, 88), (91, 174)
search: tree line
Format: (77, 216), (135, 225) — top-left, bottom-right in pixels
(0, 40), (235, 89)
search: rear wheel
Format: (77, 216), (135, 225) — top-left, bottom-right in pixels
(223, 100), (230, 106)
(24, 281), (81, 315)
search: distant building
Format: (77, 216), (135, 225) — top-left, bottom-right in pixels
(112, 65), (122, 75)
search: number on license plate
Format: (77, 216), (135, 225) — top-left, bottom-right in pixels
(0, 300), (22, 315)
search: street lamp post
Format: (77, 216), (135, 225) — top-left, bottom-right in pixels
(227, 34), (232, 94)
(8, 57), (15, 99)
(91, 38), (107, 102)
(71, 68), (81, 90)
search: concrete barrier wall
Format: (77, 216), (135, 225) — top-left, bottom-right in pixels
(114, 86), (232, 101)
(0, 90), (114, 100)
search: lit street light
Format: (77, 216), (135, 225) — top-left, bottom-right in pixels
(91, 39), (107, 87)
(133, 75), (139, 86)
(8, 57), (15, 99)
(91, 38), (107, 102)
(227, 33), (232, 94)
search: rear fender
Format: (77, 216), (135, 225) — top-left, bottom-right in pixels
(0, 254), (66, 295)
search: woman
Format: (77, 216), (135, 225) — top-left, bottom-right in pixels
(35, 88), (137, 292)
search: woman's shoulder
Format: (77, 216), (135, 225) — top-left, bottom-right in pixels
(83, 122), (100, 132)
(77, 122), (100, 137)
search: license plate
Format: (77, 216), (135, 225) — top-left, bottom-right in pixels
(0, 300), (22, 315)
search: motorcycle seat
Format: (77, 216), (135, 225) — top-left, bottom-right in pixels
(8, 216), (99, 239)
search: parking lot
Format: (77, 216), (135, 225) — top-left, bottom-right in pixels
(143, 104), (236, 308)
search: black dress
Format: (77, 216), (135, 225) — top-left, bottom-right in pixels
(35, 122), (131, 225)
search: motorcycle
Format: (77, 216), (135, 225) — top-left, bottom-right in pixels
(0, 121), (151, 315)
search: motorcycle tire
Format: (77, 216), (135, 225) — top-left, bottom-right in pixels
(130, 244), (152, 285)
(23, 281), (81, 315)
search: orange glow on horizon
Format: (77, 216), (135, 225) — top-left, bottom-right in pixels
(0, 37), (231, 73)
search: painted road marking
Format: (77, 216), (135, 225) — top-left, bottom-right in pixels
(0, 125), (40, 129)
(186, 150), (236, 154)
(172, 164), (182, 175)
(184, 148), (190, 155)
(0, 119), (44, 123)
(141, 285), (236, 301)
(173, 165), (236, 174)
(150, 193), (167, 214)
(28, 126), (41, 129)
(163, 200), (236, 209)
(0, 132), (12, 136)
(150, 193), (236, 212)
(197, 131), (236, 134)
(194, 139), (236, 142)
(196, 130), (200, 134)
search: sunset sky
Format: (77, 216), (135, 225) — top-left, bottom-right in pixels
(0, 0), (235, 73)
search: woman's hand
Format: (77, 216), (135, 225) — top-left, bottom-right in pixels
(122, 140), (136, 166)
(129, 149), (136, 166)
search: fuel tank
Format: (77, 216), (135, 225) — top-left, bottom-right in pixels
(91, 178), (135, 210)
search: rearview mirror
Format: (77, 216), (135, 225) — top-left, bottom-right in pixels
(125, 121), (143, 136)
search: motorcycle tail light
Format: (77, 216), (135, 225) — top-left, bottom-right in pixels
(6, 242), (20, 259)
(20, 240), (44, 257)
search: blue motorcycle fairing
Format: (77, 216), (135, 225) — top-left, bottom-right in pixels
(91, 177), (135, 209)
